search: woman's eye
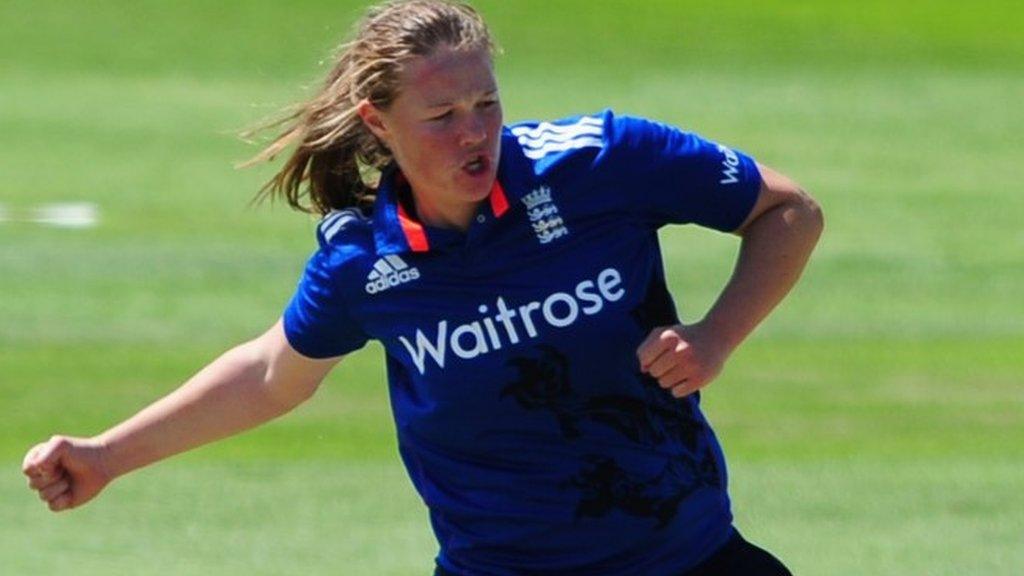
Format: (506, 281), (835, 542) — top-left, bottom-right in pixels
(479, 100), (498, 108)
(429, 110), (453, 122)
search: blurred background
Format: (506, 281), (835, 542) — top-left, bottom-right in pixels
(1, 1), (1021, 574)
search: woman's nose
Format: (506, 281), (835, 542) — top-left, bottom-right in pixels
(459, 112), (487, 147)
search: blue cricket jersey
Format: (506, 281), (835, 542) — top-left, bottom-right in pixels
(283, 110), (762, 575)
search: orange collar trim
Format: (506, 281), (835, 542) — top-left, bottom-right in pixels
(396, 179), (509, 252)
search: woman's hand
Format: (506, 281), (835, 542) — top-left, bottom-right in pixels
(22, 435), (113, 512)
(22, 320), (341, 514)
(637, 323), (731, 398)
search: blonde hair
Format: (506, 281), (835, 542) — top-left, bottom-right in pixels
(245, 0), (494, 215)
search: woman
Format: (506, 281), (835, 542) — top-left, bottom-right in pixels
(23, 1), (823, 574)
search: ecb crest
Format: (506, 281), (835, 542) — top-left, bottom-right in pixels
(522, 186), (569, 245)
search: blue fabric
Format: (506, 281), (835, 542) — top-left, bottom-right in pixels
(283, 111), (762, 575)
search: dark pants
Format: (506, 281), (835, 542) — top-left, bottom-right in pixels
(433, 530), (792, 576)
(683, 530), (792, 576)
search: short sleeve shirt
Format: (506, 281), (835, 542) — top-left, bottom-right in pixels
(284, 110), (762, 575)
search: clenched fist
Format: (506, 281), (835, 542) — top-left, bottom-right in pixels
(636, 323), (730, 398)
(22, 435), (113, 512)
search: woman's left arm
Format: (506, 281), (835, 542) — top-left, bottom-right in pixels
(637, 163), (825, 397)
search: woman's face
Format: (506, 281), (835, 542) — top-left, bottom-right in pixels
(359, 45), (502, 229)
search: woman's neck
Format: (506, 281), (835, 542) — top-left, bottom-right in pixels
(392, 169), (490, 233)
(412, 195), (478, 232)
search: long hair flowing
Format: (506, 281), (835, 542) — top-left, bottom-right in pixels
(241, 0), (494, 216)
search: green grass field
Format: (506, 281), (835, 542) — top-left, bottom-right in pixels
(2, 1), (1022, 574)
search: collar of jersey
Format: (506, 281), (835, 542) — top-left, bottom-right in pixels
(372, 127), (534, 255)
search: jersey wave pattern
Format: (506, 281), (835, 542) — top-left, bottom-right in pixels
(512, 115), (605, 160)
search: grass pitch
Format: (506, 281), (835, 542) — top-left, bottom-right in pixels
(2, 1), (1022, 574)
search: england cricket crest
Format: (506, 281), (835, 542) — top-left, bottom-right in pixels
(522, 186), (569, 244)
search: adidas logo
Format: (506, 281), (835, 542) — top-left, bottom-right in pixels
(365, 255), (421, 294)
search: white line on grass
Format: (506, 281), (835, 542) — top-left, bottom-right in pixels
(0, 203), (101, 228)
(32, 203), (100, 228)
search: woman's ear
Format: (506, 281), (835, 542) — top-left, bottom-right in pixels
(357, 99), (390, 145)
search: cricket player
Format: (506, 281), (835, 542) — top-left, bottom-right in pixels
(25, 2), (822, 574)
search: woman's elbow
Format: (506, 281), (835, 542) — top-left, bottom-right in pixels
(804, 191), (825, 238)
(789, 187), (825, 242)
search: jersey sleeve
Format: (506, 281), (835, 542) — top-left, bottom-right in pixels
(604, 113), (762, 232)
(282, 244), (370, 359)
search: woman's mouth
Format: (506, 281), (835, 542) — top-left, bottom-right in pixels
(462, 154), (490, 177)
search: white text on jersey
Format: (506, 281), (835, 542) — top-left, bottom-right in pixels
(398, 268), (625, 374)
(366, 255), (421, 294)
(717, 143), (741, 185)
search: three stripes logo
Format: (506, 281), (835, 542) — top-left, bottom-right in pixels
(512, 116), (604, 160)
(319, 209), (366, 243)
(365, 255), (421, 294)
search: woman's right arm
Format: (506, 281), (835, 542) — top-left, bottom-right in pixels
(22, 319), (341, 512)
